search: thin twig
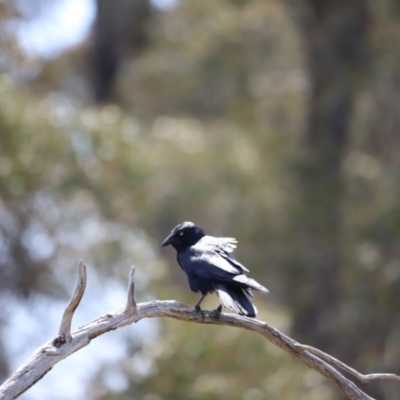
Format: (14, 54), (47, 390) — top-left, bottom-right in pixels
(124, 266), (137, 315)
(53, 260), (87, 347)
(295, 344), (400, 383)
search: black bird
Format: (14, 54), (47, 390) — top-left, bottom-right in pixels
(162, 221), (268, 317)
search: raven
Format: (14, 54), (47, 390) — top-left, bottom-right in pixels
(162, 221), (268, 317)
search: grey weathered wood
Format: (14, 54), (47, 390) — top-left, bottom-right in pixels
(53, 260), (87, 347)
(0, 264), (398, 400)
(295, 344), (400, 384)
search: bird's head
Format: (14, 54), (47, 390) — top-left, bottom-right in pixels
(162, 221), (205, 251)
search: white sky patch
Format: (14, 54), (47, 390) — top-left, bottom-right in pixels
(152, 0), (179, 10)
(13, 0), (180, 59)
(15, 0), (96, 59)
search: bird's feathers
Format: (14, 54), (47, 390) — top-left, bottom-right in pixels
(205, 236), (237, 252)
(201, 236), (250, 272)
(215, 284), (257, 317)
(232, 274), (269, 293)
(219, 252), (249, 273)
(193, 235), (249, 273)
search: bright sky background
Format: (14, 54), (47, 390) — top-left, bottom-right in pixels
(15, 0), (179, 59)
(15, 0), (96, 59)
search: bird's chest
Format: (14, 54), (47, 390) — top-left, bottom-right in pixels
(177, 250), (215, 294)
(177, 248), (205, 274)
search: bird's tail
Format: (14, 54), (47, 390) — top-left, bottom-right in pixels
(232, 274), (269, 293)
(215, 284), (257, 317)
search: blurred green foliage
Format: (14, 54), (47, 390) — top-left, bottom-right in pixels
(1, 0), (400, 399)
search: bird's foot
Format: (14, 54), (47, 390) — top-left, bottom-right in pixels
(194, 305), (205, 319)
(210, 305), (222, 320)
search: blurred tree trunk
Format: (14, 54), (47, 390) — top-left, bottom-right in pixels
(90, 0), (152, 103)
(285, 0), (369, 359)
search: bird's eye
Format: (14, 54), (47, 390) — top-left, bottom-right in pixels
(180, 232), (184, 236)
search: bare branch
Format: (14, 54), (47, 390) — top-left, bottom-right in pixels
(1, 264), (399, 400)
(295, 344), (400, 384)
(124, 265), (137, 316)
(53, 260), (87, 347)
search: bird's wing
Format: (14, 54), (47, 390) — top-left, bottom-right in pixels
(219, 252), (250, 273)
(201, 236), (237, 253)
(178, 237), (246, 283)
(180, 250), (239, 282)
(200, 236), (250, 273)
(178, 245), (269, 293)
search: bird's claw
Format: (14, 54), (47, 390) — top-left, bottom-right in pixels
(210, 305), (222, 320)
(194, 305), (205, 319)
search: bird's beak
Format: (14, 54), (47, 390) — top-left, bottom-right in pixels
(162, 234), (174, 247)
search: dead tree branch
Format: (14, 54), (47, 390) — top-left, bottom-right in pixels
(0, 262), (399, 400)
(295, 344), (400, 384)
(53, 260), (87, 347)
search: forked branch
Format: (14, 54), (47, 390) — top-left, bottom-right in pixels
(0, 262), (398, 400)
(53, 260), (87, 347)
